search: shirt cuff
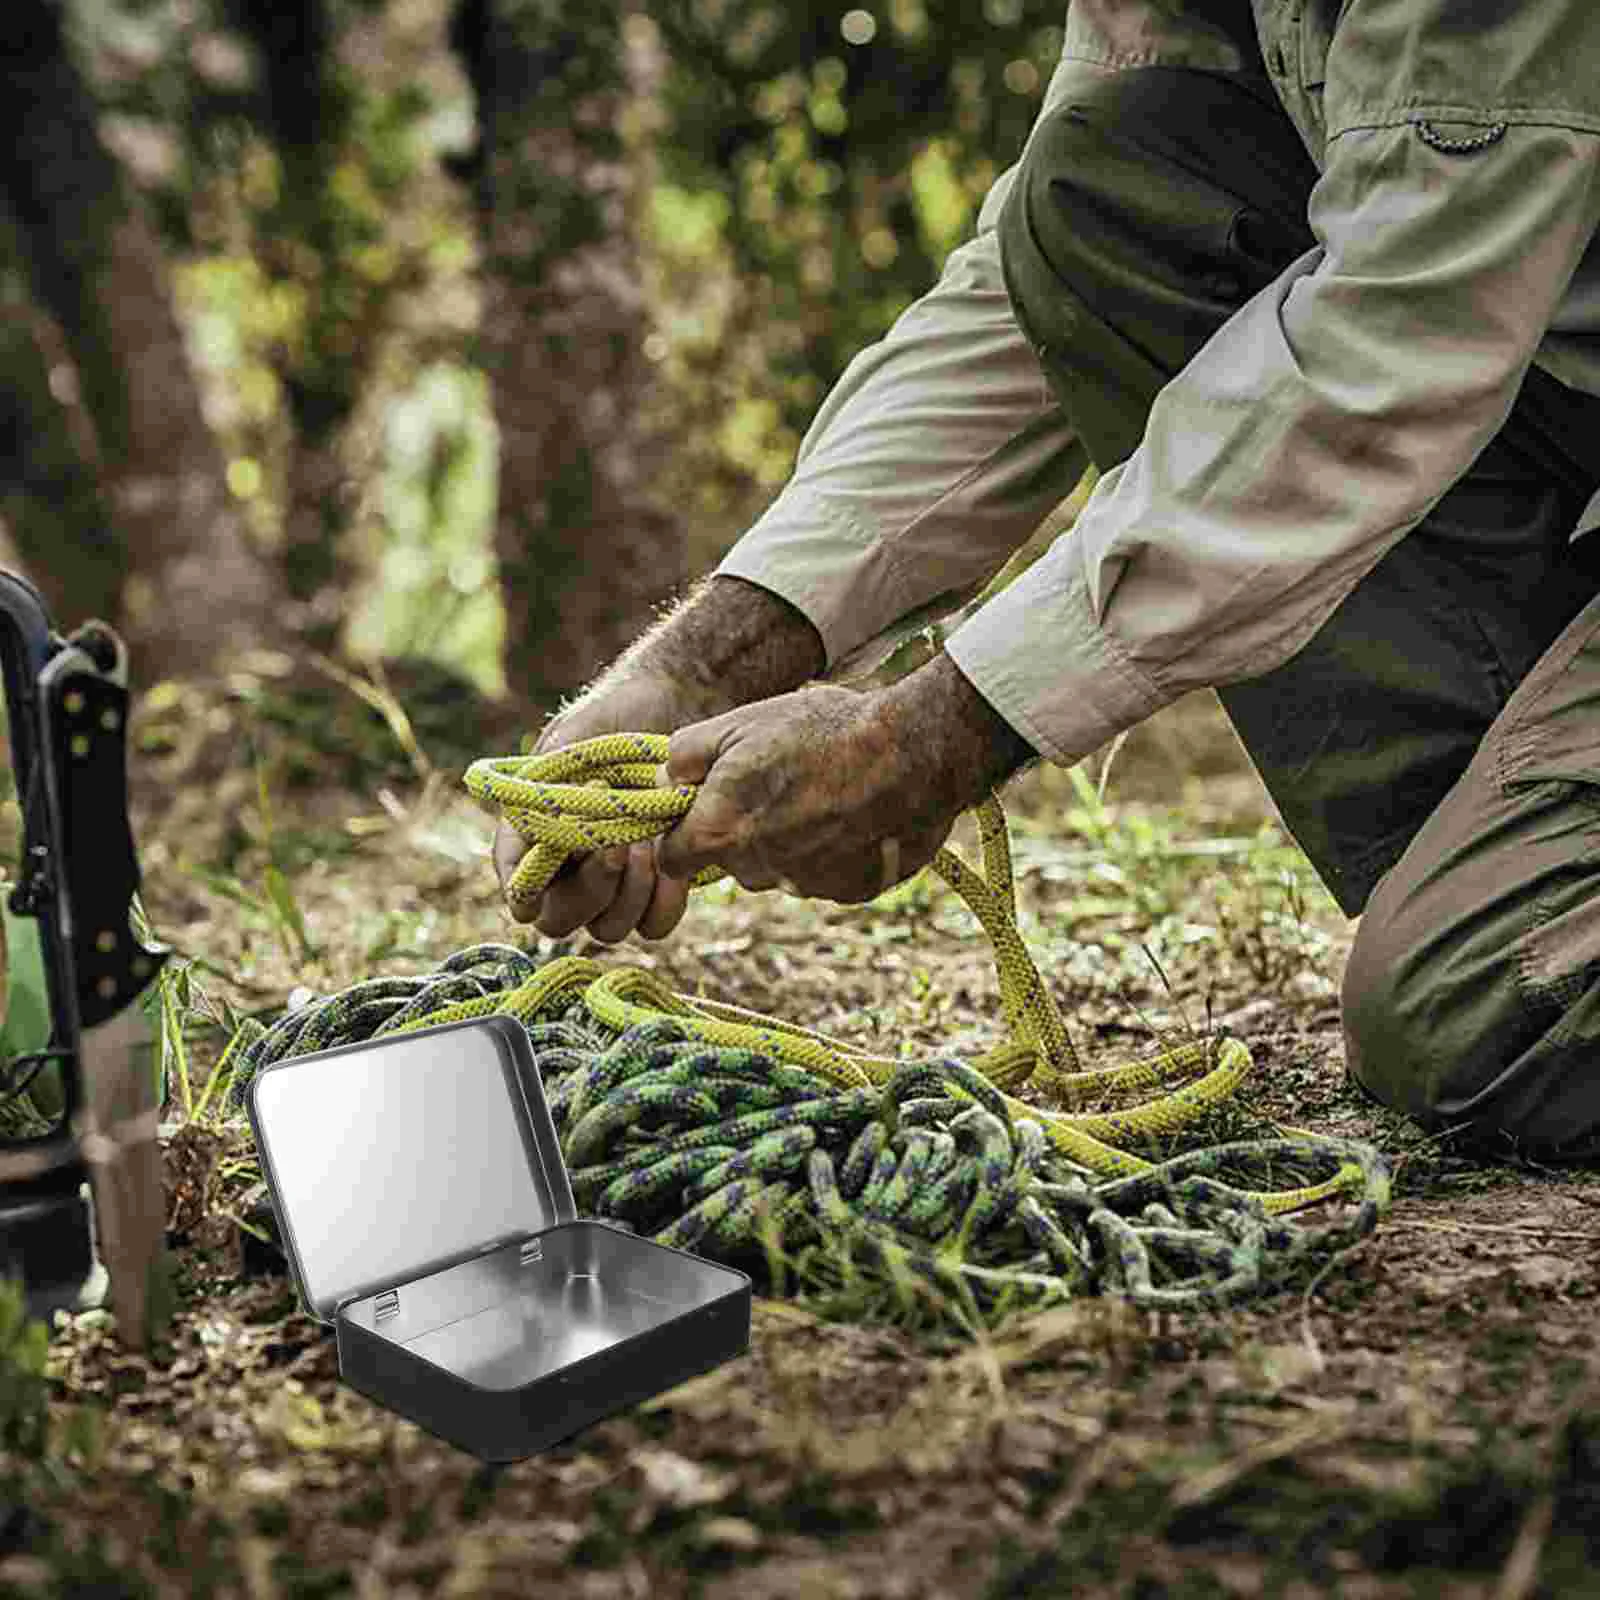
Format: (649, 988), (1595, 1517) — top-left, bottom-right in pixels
(715, 489), (936, 670)
(942, 540), (1171, 766)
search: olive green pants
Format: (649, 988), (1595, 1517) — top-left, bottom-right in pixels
(1000, 63), (1600, 1156)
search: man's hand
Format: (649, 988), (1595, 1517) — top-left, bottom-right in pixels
(493, 674), (702, 942)
(655, 655), (1034, 902)
(494, 575), (824, 942)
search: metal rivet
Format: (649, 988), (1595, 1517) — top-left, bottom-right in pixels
(100, 708), (121, 732)
(70, 734), (91, 759)
(95, 930), (117, 953)
(63, 690), (86, 716)
(95, 976), (117, 1001)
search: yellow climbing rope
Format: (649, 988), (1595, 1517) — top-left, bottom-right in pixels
(465, 733), (1357, 1213)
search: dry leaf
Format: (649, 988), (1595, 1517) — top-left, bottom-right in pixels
(634, 1447), (735, 1508)
(1511, 1255), (1578, 1293)
(694, 1516), (762, 1551)
(1249, 1341), (1325, 1394)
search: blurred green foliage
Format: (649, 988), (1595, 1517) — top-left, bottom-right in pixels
(347, 363), (502, 684)
(646, 0), (1061, 496)
(0, 1276), (50, 1459)
(49, 0), (1064, 690)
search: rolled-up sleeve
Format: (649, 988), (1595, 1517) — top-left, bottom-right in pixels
(948, 0), (1600, 766)
(717, 217), (1088, 668)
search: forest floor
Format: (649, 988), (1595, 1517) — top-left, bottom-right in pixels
(2, 664), (1598, 1599)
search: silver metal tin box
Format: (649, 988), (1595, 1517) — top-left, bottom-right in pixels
(247, 1014), (752, 1461)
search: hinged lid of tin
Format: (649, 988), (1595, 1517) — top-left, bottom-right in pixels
(247, 1015), (576, 1323)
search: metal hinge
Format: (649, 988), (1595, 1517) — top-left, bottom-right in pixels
(519, 1238), (543, 1266)
(8, 844), (52, 916)
(374, 1288), (400, 1322)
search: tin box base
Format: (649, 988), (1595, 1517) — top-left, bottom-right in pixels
(334, 1220), (751, 1462)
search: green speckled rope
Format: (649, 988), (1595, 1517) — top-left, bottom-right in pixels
(463, 737), (1361, 1207)
(225, 946), (1390, 1321)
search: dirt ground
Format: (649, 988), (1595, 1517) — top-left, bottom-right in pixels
(3, 680), (1598, 1599)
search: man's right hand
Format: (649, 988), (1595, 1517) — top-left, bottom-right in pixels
(493, 575), (826, 944)
(493, 674), (701, 942)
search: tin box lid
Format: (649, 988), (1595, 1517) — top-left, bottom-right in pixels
(247, 1014), (577, 1323)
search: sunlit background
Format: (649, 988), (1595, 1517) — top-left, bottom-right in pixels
(0, 0), (1067, 707)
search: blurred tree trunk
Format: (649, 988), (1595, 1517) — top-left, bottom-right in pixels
(227, 0), (363, 649)
(0, 0), (281, 673)
(450, 0), (685, 712)
(0, 204), (120, 619)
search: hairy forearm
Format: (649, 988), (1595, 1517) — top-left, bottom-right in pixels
(879, 652), (1036, 825)
(580, 576), (825, 720)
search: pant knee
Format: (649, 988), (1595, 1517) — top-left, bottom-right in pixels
(1340, 870), (1520, 1133)
(1340, 905), (1440, 1125)
(1341, 880), (1600, 1157)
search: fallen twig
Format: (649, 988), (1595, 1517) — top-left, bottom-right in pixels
(1169, 1415), (1349, 1511)
(1386, 1218), (1600, 1243)
(1494, 1492), (1553, 1600)
(1298, 1237), (1373, 1374)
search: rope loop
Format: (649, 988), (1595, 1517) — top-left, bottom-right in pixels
(224, 739), (1391, 1323)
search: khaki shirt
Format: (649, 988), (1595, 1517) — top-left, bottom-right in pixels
(719, 2), (1600, 767)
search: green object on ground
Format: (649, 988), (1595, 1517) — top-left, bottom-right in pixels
(219, 742), (1392, 1327)
(226, 945), (1391, 1325)
(0, 1276), (50, 1459)
(0, 902), (59, 1127)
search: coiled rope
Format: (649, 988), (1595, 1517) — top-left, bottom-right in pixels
(226, 735), (1390, 1322)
